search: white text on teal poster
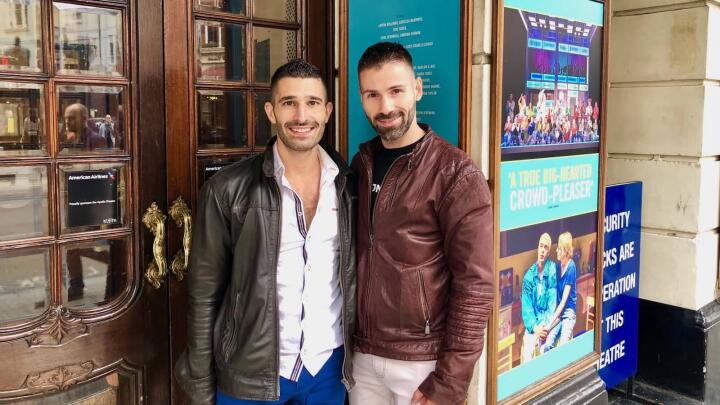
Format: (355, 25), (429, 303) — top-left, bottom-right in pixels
(500, 154), (599, 231)
(348, 0), (460, 158)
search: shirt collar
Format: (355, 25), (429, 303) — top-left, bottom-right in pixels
(532, 261), (551, 281)
(273, 142), (339, 184)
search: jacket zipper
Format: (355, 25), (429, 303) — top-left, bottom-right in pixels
(271, 180), (283, 399)
(418, 270), (430, 335)
(335, 175), (352, 391)
(221, 293), (240, 362)
(417, 270), (431, 335)
(360, 151), (403, 338)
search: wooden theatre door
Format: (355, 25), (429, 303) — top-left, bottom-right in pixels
(0, 0), (332, 403)
(0, 0), (170, 403)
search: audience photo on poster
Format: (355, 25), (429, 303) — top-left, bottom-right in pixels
(500, 0), (604, 160)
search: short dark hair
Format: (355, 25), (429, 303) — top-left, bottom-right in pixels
(270, 58), (325, 99)
(357, 42), (413, 73)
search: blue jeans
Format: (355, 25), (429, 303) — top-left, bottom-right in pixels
(216, 346), (345, 405)
(544, 308), (577, 351)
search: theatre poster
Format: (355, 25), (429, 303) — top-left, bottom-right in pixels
(493, 0), (608, 402)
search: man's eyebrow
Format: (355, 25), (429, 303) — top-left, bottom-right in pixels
(361, 84), (406, 94)
(278, 95), (325, 102)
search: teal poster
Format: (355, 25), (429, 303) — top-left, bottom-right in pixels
(499, 154), (599, 231)
(496, 0), (604, 401)
(347, 0), (460, 158)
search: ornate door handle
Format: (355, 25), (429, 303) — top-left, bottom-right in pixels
(142, 202), (167, 289)
(169, 196), (192, 281)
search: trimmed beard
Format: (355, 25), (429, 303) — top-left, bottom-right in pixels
(369, 106), (416, 144)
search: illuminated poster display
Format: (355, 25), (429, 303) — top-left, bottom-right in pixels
(347, 0), (461, 158)
(496, 0), (605, 401)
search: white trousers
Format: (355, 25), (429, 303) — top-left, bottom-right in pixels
(350, 352), (437, 405)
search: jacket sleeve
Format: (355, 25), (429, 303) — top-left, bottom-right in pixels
(521, 270), (539, 331)
(174, 180), (232, 404)
(418, 168), (494, 405)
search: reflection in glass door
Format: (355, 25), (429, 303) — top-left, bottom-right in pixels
(193, 0), (301, 188)
(0, 0), (161, 402)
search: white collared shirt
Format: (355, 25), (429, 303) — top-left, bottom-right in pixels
(273, 143), (343, 379)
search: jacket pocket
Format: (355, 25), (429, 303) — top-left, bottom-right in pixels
(416, 269), (431, 335)
(219, 293), (240, 363)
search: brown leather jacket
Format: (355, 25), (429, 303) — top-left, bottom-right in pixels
(351, 126), (493, 405)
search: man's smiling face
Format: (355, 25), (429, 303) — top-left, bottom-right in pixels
(264, 77), (333, 152)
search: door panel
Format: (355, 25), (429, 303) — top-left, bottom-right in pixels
(0, 0), (333, 402)
(0, 0), (167, 402)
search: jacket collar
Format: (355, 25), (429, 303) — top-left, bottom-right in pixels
(262, 136), (352, 178)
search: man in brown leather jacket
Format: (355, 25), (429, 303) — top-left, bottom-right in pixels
(350, 42), (494, 405)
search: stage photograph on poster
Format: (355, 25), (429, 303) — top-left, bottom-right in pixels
(500, 0), (604, 160)
(496, 211), (598, 400)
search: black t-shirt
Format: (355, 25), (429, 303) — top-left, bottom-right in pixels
(371, 137), (423, 218)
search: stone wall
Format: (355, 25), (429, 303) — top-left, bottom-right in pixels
(607, 0), (720, 310)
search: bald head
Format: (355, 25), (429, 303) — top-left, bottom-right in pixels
(64, 103), (89, 142)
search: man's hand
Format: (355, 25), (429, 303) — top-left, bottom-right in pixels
(533, 325), (549, 340)
(411, 389), (437, 405)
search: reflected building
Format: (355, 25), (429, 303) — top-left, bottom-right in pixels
(0, 0), (42, 72)
(53, 3), (123, 76)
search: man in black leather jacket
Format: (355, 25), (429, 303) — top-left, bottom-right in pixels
(175, 59), (356, 404)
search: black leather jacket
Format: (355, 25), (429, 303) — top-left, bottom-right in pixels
(175, 138), (356, 404)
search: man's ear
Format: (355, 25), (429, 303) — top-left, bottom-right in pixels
(264, 101), (276, 124)
(415, 76), (423, 102)
(325, 102), (334, 123)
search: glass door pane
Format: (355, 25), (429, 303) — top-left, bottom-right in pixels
(252, 0), (296, 22)
(0, 165), (49, 241)
(252, 26), (297, 84)
(195, 0), (246, 15)
(195, 20), (246, 81)
(197, 89), (248, 149)
(61, 237), (129, 309)
(53, 3), (124, 76)
(0, 246), (51, 324)
(0, 81), (46, 156)
(253, 90), (271, 145)
(58, 162), (127, 233)
(57, 84), (126, 155)
(0, 0), (43, 73)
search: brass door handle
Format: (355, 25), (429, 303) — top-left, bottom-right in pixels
(169, 196), (192, 281)
(142, 202), (167, 289)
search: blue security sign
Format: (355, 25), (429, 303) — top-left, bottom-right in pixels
(599, 182), (642, 389)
